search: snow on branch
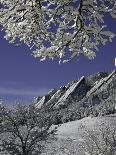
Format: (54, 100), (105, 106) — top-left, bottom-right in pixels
(0, 0), (116, 63)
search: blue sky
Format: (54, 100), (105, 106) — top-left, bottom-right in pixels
(0, 14), (116, 105)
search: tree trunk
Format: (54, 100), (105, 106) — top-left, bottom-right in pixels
(22, 146), (28, 155)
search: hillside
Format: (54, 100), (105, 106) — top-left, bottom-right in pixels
(34, 70), (116, 125)
(56, 114), (116, 139)
(34, 70), (115, 109)
(34, 70), (116, 155)
(42, 114), (116, 155)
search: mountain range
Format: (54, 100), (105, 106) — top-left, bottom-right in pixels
(34, 70), (116, 110)
(32, 70), (116, 126)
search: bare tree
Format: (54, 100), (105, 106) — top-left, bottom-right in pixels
(80, 119), (116, 155)
(0, 104), (56, 155)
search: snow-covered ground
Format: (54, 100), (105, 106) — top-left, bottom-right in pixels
(56, 114), (116, 139)
(43, 114), (116, 155)
(56, 116), (97, 139)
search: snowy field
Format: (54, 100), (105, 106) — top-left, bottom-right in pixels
(42, 114), (116, 155)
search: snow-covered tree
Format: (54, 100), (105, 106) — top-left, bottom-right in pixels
(80, 120), (116, 155)
(0, 0), (116, 63)
(0, 104), (56, 155)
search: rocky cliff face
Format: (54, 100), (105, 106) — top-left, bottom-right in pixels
(34, 70), (116, 109)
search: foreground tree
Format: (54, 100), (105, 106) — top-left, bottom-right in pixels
(0, 104), (56, 155)
(80, 119), (116, 155)
(0, 0), (116, 63)
(50, 118), (116, 155)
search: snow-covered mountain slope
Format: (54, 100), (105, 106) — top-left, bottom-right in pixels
(87, 70), (116, 97)
(35, 96), (46, 109)
(34, 70), (116, 109)
(54, 76), (85, 108)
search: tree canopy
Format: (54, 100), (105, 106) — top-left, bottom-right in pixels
(0, 0), (116, 63)
(0, 103), (56, 155)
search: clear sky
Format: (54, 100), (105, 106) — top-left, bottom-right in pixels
(0, 15), (116, 105)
